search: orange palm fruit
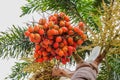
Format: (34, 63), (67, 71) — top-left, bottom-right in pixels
(43, 56), (48, 61)
(81, 34), (87, 41)
(46, 47), (52, 52)
(63, 39), (68, 45)
(64, 15), (70, 22)
(34, 53), (39, 58)
(73, 27), (80, 33)
(28, 26), (34, 32)
(68, 25), (73, 30)
(39, 18), (46, 25)
(29, 33), (35, 40)
(58, 28), (63, 35)
(43, 23), (49, 29)
(67, 37), (73, 45)
(59, 12), (66, 18)
(36, 58), (44, 63)
(58, 50), (64, 57)
(65, 22), (70, 27)
(77, 39), (83, 45)
(24, 31), (30, 37)
(53, 42), (59, 49)
(35, 44), (41, 50)
(56, 36), (62, 43)
(68, 30), (74, 35)
(78, 22), (85, 28)
(53, 25), (59, 30)
(59, 20), (65, 27)
(34, 25), (40, 32)
(42, 51), (47, 57)
(60, 42), (64, 48)
(38, 29), (44, 35)
(62, 27), (68, 33)
(34, 33), (41, 40)
(49, 15), (57, 21)
(62, 46), (68, 53)
(48, 21), (54, 27)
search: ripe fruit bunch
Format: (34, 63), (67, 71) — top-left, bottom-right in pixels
(24, 12), (87, 64)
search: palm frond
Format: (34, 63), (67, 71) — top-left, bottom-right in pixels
(0, 25), (34, 58)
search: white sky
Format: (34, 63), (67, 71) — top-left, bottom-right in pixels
(0, 0), (40, 80)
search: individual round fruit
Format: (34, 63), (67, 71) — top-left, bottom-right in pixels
(56, 36), (62, 43)
(28, 26), (34, 32)
(24, 31), (30, 37)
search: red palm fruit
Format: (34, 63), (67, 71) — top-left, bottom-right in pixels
(60, 42), (64, 48)
(78, 22), (84, 28)
(53, 25), (59, 30)
(29, 37), (35, 42)
(48, 36), (54, 39)
(50, 29), (59, 35)
(78, 29), (84, 36)
(77, 39), (83, 45)
(64, 52), (68, 56)
(67, 37), (73, 45)
(49, 15), (57, 21)
(63, 39), (68, 45)
(43, 56), (48, 61)
(68, 25), (73, 30)
(35, 44), (41, 50)
(43, 39), (50, 46)
(36, 58), (44, 63)
(43, 23), (49, 29)
(28, 26), (34, 32)
(34, 53), (39, 58)
(73, 27), (80, 33)
(48, 21), (54, 27)
(34, 34), (41, 41)
(39, 18), (46, 25)
(54, 13), (58, 17)
(47, 30), (52, 36)
(51, 51), (56, 56)
(68, 30), (74, 35)
(58, 28), (63, 35)
(34, 25), (40, 32)
(61, 58), (67, 64)
(62, 46), (68, 53)
(66, 58), (70, 62)
(24, 31), (30, 37)
(58, 50), (64, 57)
(46, 47), (52, 52)
(56, 36), (62, 43)
(38, 29), (44, 35)
(29, 33), (35, 40)
(64, 15), (70, 22)
(38, 50), (42, 55)
(56, 56), (61, 60)
(73, 42), (77, 48)
(81, 34), (87, 41)
(49, 40), (53, 45)
(53, 42), (59, 48)
(62, 27), (68, 33)
(59, 12), (66, 18)
(42, 51), (47, 57)
(59, 20), (65, 27)
(68, 46), (74, 53)
(65, 22), (70, 27)
(55, 48), (60, 54)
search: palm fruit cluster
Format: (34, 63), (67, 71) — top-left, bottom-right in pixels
(24, 12), (87, 64)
